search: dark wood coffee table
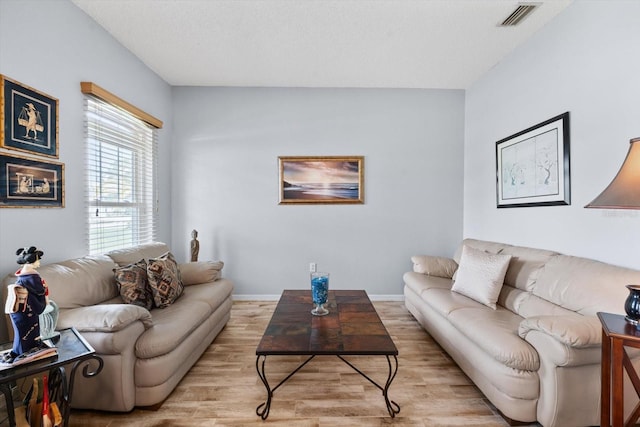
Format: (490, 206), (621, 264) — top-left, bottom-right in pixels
(255, 289), (399, 419)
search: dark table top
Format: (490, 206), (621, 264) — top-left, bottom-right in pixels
(256, 289), (398, 356)
(598, 311), (640, 341)
(0, 327), (97, 382)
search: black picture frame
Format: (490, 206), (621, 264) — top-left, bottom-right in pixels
(0, 153), (65, 208)
(496, 112), (570, 208)
(1, 75), (59, 158)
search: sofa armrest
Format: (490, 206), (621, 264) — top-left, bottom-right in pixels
(518, 315), (601, 349)
(410, 255), (457, 279)
(178, 261), (224, 285)
(57, 304), (153, 332)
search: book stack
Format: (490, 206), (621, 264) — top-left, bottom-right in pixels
(0, 343), (57, 370)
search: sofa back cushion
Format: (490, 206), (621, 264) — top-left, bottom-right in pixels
(38, 255), (118, 308)
(106, 242), (170, 266)
(500, 245), (559, 292)
(453, 239), (507, 263)
(534, 254), (640, 317)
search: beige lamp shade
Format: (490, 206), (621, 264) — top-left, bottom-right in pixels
(586, 138), (640, 209)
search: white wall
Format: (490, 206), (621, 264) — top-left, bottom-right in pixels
(464, 0), (640, 268)
(171, 87), (464, 297)
(0, 0), (173, 338)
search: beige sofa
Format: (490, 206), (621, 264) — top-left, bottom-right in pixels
(404, 238), (640, 427)
(2, 242), (233, 412)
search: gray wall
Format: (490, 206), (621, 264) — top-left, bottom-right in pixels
(464, 0), (640, 268)
(171, 87), (464, 297)
(0, 0), (173, 339)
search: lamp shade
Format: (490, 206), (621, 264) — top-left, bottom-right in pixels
(586, 138), (640, 209)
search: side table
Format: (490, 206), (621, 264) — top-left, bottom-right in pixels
(0, 327), (103, 427)
(597, 312), (640, 427)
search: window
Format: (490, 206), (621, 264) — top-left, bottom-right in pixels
(83, 84), (160, 255)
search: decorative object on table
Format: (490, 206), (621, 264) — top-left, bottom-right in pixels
(624, 285), (640, 325)
(586, 136), (640, 325)
(310, 272), (330, 316)
(496, 112), (570, 208)
(4, 246), (48, 361)
(0, 152), (65, 208)
(1, 74), (59, 158)
(39, 300), (60, 340)
(190, 229), (199, 262)
(279, 156), (364, 204)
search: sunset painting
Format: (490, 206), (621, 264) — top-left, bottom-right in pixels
(279, 156), (364, 204)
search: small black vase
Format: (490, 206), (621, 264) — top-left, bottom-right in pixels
(625, 284), (640, 324)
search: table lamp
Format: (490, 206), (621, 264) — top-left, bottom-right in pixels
(586, 137), (640, 324)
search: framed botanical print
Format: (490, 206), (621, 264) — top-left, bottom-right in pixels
(496, 112), (570, 208)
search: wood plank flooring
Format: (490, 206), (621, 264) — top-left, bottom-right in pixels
(68, 301), (541, 426)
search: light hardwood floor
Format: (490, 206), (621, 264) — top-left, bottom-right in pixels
(69, 301), (541, 426)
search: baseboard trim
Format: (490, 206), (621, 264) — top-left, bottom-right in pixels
(233, 294), (405, 302)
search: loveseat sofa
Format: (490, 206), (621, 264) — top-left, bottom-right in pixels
(2, 242), (233, 412)
(403, 238), (640, 427)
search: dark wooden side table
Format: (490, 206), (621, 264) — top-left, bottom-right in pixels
(597, 311), (640, 427)
(0, 327), (103, 427)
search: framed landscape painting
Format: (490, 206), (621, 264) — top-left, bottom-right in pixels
(279, 156), (364, 204)
(496, 112), (570, 208)
(1, 75), (59, 158)
(0, 153), (64, 208)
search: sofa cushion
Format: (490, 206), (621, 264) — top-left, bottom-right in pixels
(38, 255), (117, 308)
(496, 284), (532, 315)
(452, 245), (512, 309)
(107, 242), (170, 267)
(147, 252), (184, 308)
(453, 238), (508, 263)
(135, 280), (233, 359)
(448, 306), (539, 371)
(114, 259), (153, 310)
(57, 303), (153, 332)
(534, 254), (640, 317)
(500, 245), (559, 292)
(402, 271), (453, 298)
(422, 287), (487, 317)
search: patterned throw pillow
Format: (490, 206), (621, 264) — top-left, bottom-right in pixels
(147, 252), (184, 308)
(114, 259), (153, 310)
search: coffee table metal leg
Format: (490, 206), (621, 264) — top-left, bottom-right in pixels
(336, 354), (400, 417)
(255, 355), (272, 420)
(256, 354), (317, 419)
(383, 355), (400, 417)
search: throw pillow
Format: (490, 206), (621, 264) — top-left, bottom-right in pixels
(451, 245), (512, 309)
(114, 259), (153, 310)
(147, 252), (184, 308)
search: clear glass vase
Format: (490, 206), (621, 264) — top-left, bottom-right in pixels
(311, 272), (329, 316)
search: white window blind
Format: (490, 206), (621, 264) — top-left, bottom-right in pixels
(84, 95), (158, 255)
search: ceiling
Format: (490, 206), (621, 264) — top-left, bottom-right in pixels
(71, 0), (573, 89)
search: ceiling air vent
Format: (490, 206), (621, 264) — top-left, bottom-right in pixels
(500, 3), (539, 26)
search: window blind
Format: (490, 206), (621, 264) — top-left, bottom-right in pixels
(84, 96), (158, 255)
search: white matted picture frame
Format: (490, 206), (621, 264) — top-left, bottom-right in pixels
(496, 112), (570, 208)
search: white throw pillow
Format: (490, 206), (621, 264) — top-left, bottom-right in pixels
(451, 245), (512, 309)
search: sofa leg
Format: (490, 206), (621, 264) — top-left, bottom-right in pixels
(138, 401), (164, 411)
(497, 410), (530, 426)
